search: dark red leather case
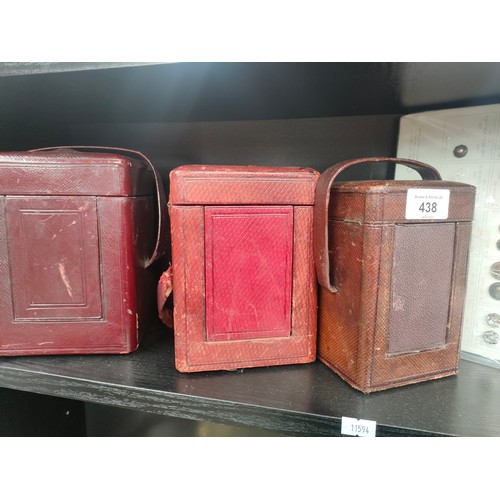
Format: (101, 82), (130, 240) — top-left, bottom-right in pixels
(165, 165), (319, 372)
(314, 158), (476, 393)
(0, 146), (166, 356)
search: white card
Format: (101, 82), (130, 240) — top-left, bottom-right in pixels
(405, 188), (450, 220)
(341, 416), (377, 437)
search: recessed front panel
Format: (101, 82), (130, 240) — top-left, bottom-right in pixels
(388, 223), (455, 353)
(205, 206), (293, 341)
(6, 196), (102, 321)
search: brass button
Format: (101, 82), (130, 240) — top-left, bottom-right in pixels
(453, 145), (468, 158)
(489, 282), (500, 300)
(491, 262), (500, 280)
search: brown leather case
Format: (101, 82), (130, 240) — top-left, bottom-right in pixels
(314, 157), (476, 393)
(0, 146), (167, 356)
(164, 165), (319, 372)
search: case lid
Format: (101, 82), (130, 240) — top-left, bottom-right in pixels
(329, 179), (476, 223)
(314, 157), (476, 294)
(169, 165), (319, 205)
(0, 149), (154, 196)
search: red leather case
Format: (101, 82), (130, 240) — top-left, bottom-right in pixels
(0, 147), (167, 356)
(166, 165), (319, 372)
(314, 158), (476, 393)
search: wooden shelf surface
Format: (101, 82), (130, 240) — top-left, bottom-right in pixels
(0, 322), (498, 436)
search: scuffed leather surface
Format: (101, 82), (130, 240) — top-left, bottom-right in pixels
(315, 157), (476, 392)
(314, 157), (442, 293)
(25, 146), (168, 268)
(0, 148), (160, 356)
(169, 165), (318, 372)
(0, 196), (156, 355)
(0, 150), (152, 196)
(170, 165), (317, 205)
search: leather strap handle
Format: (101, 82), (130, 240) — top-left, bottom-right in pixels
(314, 157), (442, 293)
(29, 145), (167, 268)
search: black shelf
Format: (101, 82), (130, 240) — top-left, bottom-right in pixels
(1, 62), (500, 437)
(0, 321), (498, 437)
(3, 62), (500, 151)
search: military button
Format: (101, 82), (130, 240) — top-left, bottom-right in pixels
(491, 262), (500, 280)
(486, 312), (500, 327)
(453, 145), (468, 158)
(483, 331), (499, 344)
(489, 282), (500, 300)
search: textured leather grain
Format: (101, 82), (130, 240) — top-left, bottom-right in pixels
(204, 205), (294, 341)
(169, 165), (317, 205)
(387, 223), (455, 353)
(314, 157), (442, 293)
(167, 165), (318, 372)
(0, 147), (164, 356)
(315, 157), (476, 393)
(29, 146), (167, 267)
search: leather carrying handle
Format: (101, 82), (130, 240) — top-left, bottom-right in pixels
(29, 145), (167, 268)
(314, 157), (442, 293)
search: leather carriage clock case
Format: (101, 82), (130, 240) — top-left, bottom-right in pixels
(0, 146), (167, 356)
(314, 157), (476, 393)
(164, 165), (319, 372)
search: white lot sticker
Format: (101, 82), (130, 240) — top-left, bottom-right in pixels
(405, 189), (450, 220)
(341, 416), (377, 437)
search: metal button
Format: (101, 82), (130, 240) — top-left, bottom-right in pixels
(453, 145), (468, 158)
(483, 331), (499, 344)
(486, 312), (500, 327)
(491, 262), (500, 280)
(489, 282), (500, 300)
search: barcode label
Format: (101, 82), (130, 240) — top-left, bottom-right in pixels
(341, 416), (377, 437)
(405, 189), (450, 220)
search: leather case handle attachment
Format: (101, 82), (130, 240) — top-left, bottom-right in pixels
(157, 266), (173, 329)
(314, 157), (442, 293)
(29, 145), (168, 268)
